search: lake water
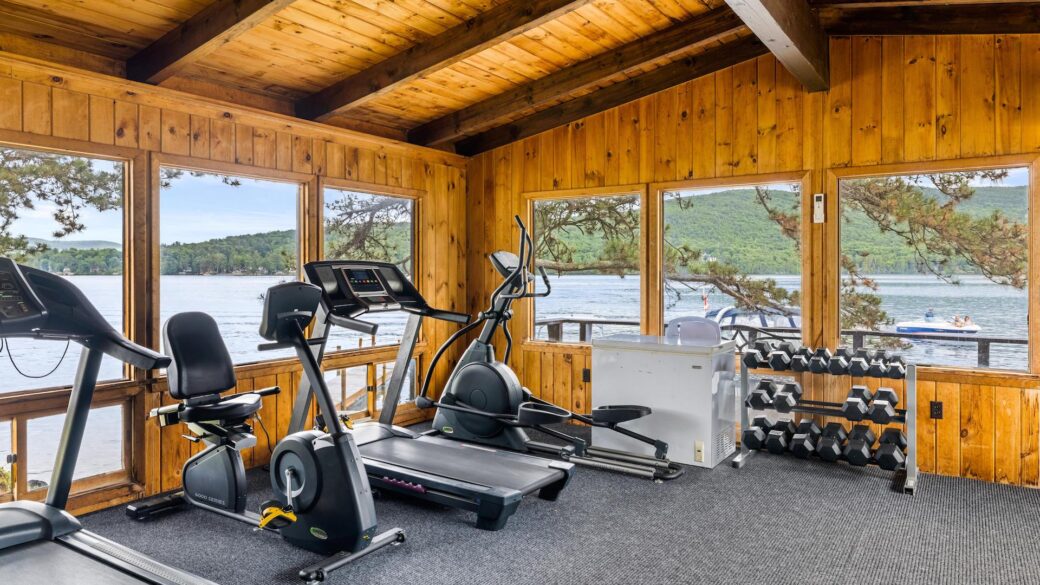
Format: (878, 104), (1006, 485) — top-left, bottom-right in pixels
(0, 273), (1028, 489)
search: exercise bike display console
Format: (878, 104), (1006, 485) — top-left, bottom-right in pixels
(295, 260), (575, 531)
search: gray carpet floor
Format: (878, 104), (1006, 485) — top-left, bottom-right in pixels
(85, 426), (1040, 585)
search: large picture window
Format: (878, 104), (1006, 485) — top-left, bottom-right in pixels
(533, 193), (642, 343)
(322, 187), (415, 350)
(838, 167), (1029, 371)
(662, 182), (802, 341)
(160, 168), (300, 364)
(0, 146), (126, 393)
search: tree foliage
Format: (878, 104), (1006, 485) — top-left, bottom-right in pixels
(324, 190), (414, 275)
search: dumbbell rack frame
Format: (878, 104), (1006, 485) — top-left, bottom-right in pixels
(732, 363), (919, 495)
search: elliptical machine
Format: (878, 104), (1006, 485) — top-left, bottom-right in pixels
(127, 282), (405, 583)
(416, 215), (683, 481)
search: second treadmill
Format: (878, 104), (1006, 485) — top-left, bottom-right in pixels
(293, 260), (574, 530)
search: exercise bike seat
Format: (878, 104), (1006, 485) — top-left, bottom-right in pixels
(180, 393), (262, 424)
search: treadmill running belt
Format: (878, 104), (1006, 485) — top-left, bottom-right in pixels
(360, 437), (563, 493)
(0, 540), (147, 584)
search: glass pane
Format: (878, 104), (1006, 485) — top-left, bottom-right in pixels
(662, 183), (802, 345)
(0, 420), (11, 495)
(0, 146), (125, 393)
(26, 405), (124, 491)
(325, 364), (370, 415)
(839, 167), (1028, 371)
(374, 359), (415, 411)
(533, 194), (642, 342)
(159, 170), (300, 364)
(322, 188), (415, 350)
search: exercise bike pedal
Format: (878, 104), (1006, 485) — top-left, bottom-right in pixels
(258, 499), (297, 530)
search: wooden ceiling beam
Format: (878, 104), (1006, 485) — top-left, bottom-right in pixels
(295, 0), (595, 122)
(725, 0), (828, 92)
(408, 6), (746, 148)
(127, 0), (296, 84)
(453, 36), (768, 156)
(820, 4), (1040, 35)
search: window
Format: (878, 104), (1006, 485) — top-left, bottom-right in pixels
(0, 420), (10, 497)
(160, 169), (300, 364)
(0, 146), (126, 393)
(533, 194), (641, 342)
(322, 187), (415, 350)
(374, 359), (416, 411)
(26, 405), (125, 491)
(839, 167), (1028, 371)
(326, 364), (369, 415)
(662, 182), (802, 341)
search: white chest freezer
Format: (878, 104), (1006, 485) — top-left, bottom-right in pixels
(591, 334), (737, 468)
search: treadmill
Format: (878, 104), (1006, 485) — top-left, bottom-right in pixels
(293, 260), (574, 530)
(0, 257), (217, 585)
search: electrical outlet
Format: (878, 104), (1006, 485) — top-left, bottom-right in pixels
(582, 368), (591, 383)
(694, 441), (704, 463)
(930, 401), (943, 419)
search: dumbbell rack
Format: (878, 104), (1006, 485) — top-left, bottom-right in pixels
(732, 359), (919, 495)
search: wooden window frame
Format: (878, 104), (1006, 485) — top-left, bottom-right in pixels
(651, 171), (813, 340)
(825, 154), (1040, 377)
(521, 184), (649, 347)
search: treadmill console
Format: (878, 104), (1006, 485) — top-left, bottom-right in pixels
(0, 257), (47, 326)
(304, 260), (429, 319)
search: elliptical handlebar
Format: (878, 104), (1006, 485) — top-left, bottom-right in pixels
(498, 215), (551, 300)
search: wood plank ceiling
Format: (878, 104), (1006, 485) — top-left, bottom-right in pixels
(0, 0), (1038, 154)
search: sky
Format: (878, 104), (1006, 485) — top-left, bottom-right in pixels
(7, 157), (1034, 245)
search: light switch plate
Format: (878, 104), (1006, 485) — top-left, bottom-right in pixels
(813, 193), (825, 223)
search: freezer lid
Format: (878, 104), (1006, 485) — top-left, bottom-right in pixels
(591, 333), (734, 355)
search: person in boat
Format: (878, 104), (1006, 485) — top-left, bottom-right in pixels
(963, 315), (973, 327)
(952, 315), (964, 327)
(924, 308), (935, 321)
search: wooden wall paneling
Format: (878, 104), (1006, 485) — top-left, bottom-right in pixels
(935, 36), (961, 160)
(995, 35), (1023, 155)
(994, 385), (1022, 484)
(850, 36), (881, 166)
(160, 109), (190, 155)
(235, 124), (254, 166)
(552, 124), (572, 189)
(960, 383), (995, 481)
(139, 105), (161, 151)
(113, 101), (138, 149)
(638, 97), (655, 183)
(357, 148), (375, 183)
(960, 35), (996, 158)
(824, 37), (852, 169)
(585, 112), (606, 187)
(52, 88), (89, 141)
(903, 36), (936, 162)
(292, 135), (313, 174)
(189, 115), (210, 159)
(879, 36), (904, 164)
(555, 352), (573, 415)
(325, 141), (345, 179)
(523, 136), (540, 192)
(254, 128), (277, 169)
(653, 91), (676, 181)
(731, 59), (758, 176)
(916, 380), (937, 473)
(618, 102), (640, 184)
(1021, 36), (1040, 153)
(373, 151), (386, 185)
(276, 131), (292, 171)
(21, 82), (51, 135)
(210, 118), (234, 162)
(756, 56), (776, 174)
(0, 77), (21, 130)
(714, 69), (733, 177)
(690, 75), (715, 178)
(89, 95), (114, 145)
(1021, 388), (1040, 487)
(603, 111), (620, 186)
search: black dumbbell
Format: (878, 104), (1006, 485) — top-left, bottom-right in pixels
(767, 349), (792, 370)
(868, 387), (900, 424)
(790, 420), (822, 458)
(844, 425), (877, 466)
(765, 420), (798, 454)
(741, 416), (772, 450)
(828, 347), (854, 375)
(847, 348), (875, 377)
(743, 349), (767, 369)
(808, 348), (833, 374)
(867, 357), (888, 378)
(886, 355), (907, 379)
(817, 423), (848, 462)
(773, 382), (803, 413)
(841, 385), (873, 421)
(875, 428), (908, 471)
(746, 379), (779, 410)
(790, 347), (813, 373)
